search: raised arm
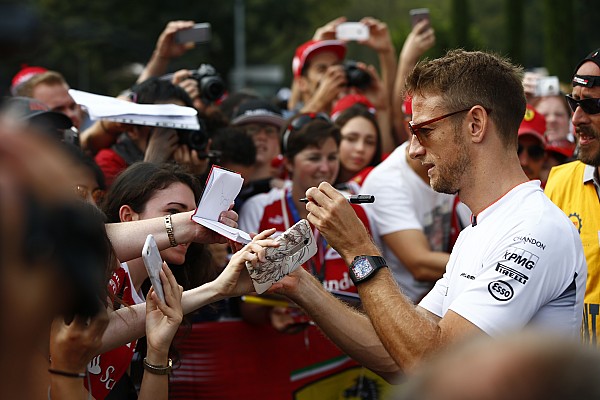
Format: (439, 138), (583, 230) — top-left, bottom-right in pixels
(300, 182), (482, 372)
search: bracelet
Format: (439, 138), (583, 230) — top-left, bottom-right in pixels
(48, 368), (86, 378)
(143, 357), (173, 375)
(164, 215), (178, 247)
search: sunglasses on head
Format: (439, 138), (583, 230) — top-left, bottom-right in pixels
(518, 143), (545, 160)
(565, 95), (600, 115)
(282, 112), (332, 153)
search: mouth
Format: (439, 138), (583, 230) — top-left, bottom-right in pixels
(423, 162), (435, 175)
(577, 127), (598, 146)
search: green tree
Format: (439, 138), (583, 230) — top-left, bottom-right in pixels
(542, 0), (573, 82)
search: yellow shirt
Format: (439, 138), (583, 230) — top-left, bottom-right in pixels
(546, 161), (600, 345)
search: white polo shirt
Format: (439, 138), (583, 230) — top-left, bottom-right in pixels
(419, 181), (586, 337)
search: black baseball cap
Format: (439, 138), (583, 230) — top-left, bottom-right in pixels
(3, 96), (73, 130)
(231, 99), (286, 129)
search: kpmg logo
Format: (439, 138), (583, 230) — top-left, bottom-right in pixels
(495, 263), (529, 285)
(504, 246), (539, 270)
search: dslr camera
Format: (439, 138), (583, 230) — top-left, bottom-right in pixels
(344, 60), (372, 90)
(189, 64), (226, 104)
(177, 118), (209, 153)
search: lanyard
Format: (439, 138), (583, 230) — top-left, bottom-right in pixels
(284, 189), (328, 282)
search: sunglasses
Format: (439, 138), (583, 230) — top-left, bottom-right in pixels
(518, 144), (545, 160)
(565, 95), (600, 115)
(282, 112), (332, 153)
(409, 107), (475, 145)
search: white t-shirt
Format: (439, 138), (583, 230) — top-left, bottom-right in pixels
(361, 143), (455, 302)
(419, 181), (587, 337)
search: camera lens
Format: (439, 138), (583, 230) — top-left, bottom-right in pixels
(344, 61), (371, 90)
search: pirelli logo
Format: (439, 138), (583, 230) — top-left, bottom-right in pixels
(495, 263), (529, 285)
(503, 246), (539, 270)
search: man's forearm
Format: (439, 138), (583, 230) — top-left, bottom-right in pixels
(286, 269), (401, 381)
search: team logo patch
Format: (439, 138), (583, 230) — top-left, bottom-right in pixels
(495, 263), (529, 284)
(503, 246), (539, 270)
(568, 212), (582, 234)
(488, 280), (514, 301)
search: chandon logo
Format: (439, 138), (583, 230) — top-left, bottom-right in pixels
(513, 236), (546, 250)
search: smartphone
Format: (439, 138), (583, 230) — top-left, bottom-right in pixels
(336, 22), (370, 41)
(142, 234), (166, 303)
(175, 23), (212, 44)
(535, 76), (560, 97)
(410, 8), (430, 28)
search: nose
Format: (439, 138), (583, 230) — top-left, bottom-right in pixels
(572, 104), (590, 127)
(408, 134), (424, 159)
(518, 150), (529, 167)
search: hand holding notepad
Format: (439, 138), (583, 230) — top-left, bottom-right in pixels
(191, 166), (252, 244)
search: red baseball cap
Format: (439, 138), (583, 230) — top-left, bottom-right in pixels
(330, 94), (375, 121)
(292, 39), (346, 78)
(546, 139), (575, 158)
(10, 65), (48, 95)
(518, 105), (547, 147)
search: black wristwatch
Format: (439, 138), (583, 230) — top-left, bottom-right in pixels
(349, 255), (388, 285)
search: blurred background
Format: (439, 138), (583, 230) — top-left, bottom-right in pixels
(1, 0), (598, 99)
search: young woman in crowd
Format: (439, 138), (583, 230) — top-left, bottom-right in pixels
(333, 103), (383, 192)
(85, 162), (213, 398)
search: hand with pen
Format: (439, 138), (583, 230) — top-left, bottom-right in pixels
(303, 182), (381, 266)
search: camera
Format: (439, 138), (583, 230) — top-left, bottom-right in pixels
(344, 60), (372, 90)
(190, 64), (226, 104)
(177, 118), (209, 153)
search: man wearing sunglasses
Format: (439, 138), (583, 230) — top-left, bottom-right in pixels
(546, 48), (600, 346)
(267, 49), (586, 381)
(518, 105), (547, 183)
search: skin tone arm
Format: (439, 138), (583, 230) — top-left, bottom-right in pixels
(276, 182), (482, 374)
(48, 310), (108, 399)
(382, 229), (449, 281)
(137, 263), (183, 400)
(137, 20), (196, 84)
(105, 208), (239, 262)
(100, 230), (277, 354)
(393, 20), (435, 143)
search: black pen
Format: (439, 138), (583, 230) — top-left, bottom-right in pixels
(299, 194), (375, 204)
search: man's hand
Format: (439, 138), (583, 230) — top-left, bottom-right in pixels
(400, 20), (435, 65)
(143, 128), (179, 163)
(173, 144), (209, 176)
(305, 182), (380, 264)
(313, 16), (347, 41)
(302, 65), (347, 113)
(155, 20), (196, 59)
(359, 17), (394, 54)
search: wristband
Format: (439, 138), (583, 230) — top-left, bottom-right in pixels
(48, 368), (86, 378)
(143, 357), (173, 375)
(164, 215), (178, 247)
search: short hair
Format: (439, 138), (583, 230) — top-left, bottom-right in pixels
(283, 118), (341, 161)
(14, 71), (68, 98)
(130, 77), (193, 107)
(210, 126), (256, 166)
(334, 104), (382, 167)
(406, 49), (526, 148)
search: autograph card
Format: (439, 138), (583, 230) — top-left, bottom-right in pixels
(246, 219), (317, 294)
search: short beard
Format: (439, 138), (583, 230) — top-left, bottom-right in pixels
(577, 126), (600, 167)
(430, 129), (471, 194)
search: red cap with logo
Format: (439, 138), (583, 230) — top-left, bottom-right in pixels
(330, 94), (375, 121)
(292, 40), (346, 78)
(518, 105), (547, 147)
(10, 65), (48, 95)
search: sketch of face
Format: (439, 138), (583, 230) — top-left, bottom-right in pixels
(135, 182), (196, 265)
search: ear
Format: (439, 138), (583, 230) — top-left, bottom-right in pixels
(468, 105), (488, 144)
(119, 204), (140, 222)
(297, 75), (309, 94)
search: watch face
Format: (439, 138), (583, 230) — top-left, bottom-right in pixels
(353, 257), (373, 280)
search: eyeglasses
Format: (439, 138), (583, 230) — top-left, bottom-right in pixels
(282, 112), (332, 153)
(75, 185), (105, 204)
(408, 107), (473, 145)
(565, 95), (600, 115)
(518, 144), (545, 160)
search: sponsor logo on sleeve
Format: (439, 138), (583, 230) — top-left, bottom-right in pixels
(513, 236), (546, 250)
(495, 263), (529, 284)
(503, 246), (539, 270)
(460, 272), (475, 280)
(488, 280), (514, 301)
